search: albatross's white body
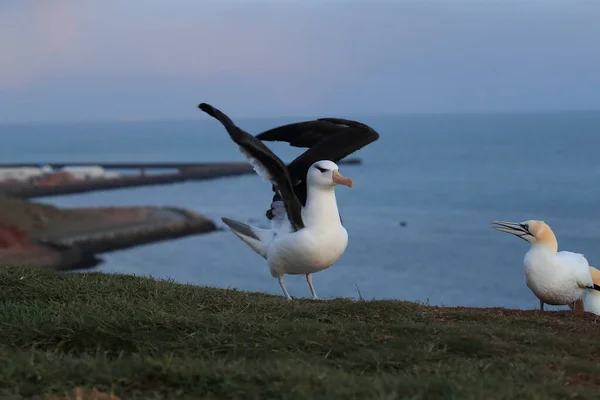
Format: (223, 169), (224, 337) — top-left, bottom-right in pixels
(238, 179), (348, 277)
(226, 159), (350, 299)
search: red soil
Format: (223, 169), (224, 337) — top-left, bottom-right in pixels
(36, 172), (78, 187)
(0, 224), (32, 249)
(431, 305), (600, 321)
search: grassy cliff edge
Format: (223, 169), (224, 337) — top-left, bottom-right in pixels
(1, 266), (599, 399)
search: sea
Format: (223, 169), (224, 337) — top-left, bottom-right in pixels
(1, 110), (600, 311)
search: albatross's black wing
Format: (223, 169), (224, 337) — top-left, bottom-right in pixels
(256, 118), (379, 217)
(198, 103), (305, 231)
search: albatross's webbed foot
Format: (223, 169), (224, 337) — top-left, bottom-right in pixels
(278, 276), (292, 301)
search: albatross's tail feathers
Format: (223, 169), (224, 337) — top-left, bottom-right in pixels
(222, 217), (274, 259)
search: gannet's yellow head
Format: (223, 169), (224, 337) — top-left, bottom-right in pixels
(491, 219), (558, 253)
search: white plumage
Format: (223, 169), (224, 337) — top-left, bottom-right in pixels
(493, 219), (600, 313)
(224, 160), (350, 300)
(524, 248), (592, 306)
(239, 147), (273, 182)
(584, 290), (600, 314)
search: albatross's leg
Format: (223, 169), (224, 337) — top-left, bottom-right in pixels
(306, 274), (318, 300)
(539, 299), (544, 311)
(278, 276), (292, 301)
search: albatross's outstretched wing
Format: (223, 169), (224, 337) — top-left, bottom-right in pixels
(198, 103), (305, 231)
(256, 118), (380, 216)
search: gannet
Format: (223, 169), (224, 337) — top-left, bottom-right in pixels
(198, 102), (379, 300)
(584, 267), (600, 314)
(492, 220), (600, 314)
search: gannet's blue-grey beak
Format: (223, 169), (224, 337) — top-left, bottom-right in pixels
(491, 221), (531, 241)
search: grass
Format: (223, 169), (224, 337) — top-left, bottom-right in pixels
(1, 267), (600, 399)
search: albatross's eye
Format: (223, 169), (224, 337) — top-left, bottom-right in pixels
(316, 166), (327, 173)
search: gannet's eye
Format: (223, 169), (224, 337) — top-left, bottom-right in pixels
(521, 223), (529, 232)
(316, 166), (327, 173)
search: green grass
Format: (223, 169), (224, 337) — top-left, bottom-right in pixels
(1, 267), (600, 399)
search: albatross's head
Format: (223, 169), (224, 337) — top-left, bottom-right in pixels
(307, 161), (354, 189)
(491, 219), (558, 252)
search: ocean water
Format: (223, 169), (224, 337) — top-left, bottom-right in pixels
(1, 111), (600, 310)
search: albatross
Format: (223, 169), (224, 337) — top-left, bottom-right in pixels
(198, 102), (379, 300)
(492, 219), (600, 314)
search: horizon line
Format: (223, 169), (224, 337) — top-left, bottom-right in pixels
(1, 106), (600, 127)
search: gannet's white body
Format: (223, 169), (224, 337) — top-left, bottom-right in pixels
(492, 220), (600, 314)
(584, 269), (600, 314)
(523, 246), (590, 306)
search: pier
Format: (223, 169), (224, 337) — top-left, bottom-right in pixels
(0, 158), (363, 199)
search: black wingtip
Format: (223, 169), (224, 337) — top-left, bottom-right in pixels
(198, 103), (215, 116)
(594, 284), (600, 291)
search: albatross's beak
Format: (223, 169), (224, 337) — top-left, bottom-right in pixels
(332, 170), (354, 188)
(491, 221), (531, 241)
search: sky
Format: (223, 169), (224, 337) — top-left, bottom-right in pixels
(1, 0), (599, 123)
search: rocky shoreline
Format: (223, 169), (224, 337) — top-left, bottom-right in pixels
(0, 197), (216, 270)
(0, 158), (364, 270)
